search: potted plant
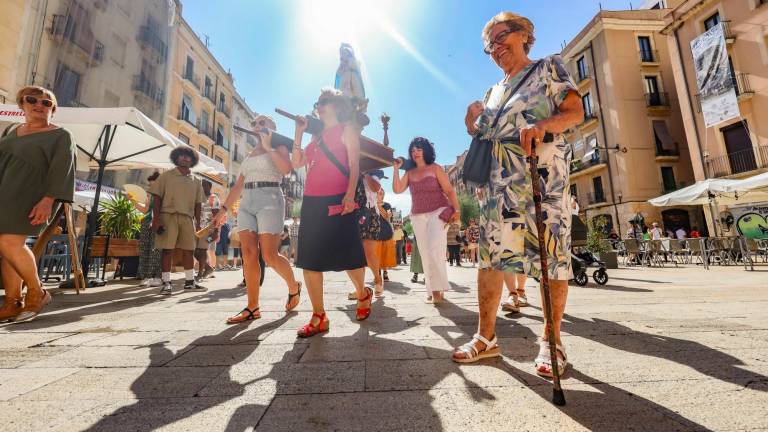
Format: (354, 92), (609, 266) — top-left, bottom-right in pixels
(586, 216), (618, 269)
(98, 194), (142, 276)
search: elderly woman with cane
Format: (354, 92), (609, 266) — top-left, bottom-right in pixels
(452, 11), (583, 385)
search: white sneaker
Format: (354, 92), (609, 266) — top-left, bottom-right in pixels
(160, 282), (172, 296)
(501, 295), (520, 313)
(148, 278), (163, 287)
(139, 279), (150, 287)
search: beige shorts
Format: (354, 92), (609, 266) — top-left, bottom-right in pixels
(154, 213), (196, 251)
(468, 243), (478, 250)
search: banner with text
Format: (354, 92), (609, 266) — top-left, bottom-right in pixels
(691, 23), (740, 128)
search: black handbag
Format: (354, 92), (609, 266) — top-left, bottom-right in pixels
(462, 60), (541, 186)
(316, 136), (366, 209)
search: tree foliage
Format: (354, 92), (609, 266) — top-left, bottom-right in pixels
(458, 192), (480, 228)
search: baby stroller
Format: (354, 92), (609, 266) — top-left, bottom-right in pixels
(570, 216), (609, 286)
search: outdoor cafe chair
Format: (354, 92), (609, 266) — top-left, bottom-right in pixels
(667, 239), (688, 264)
(739, 237), (768, 270)
(38, 234), (72, 282)
(686, 238), (710, 269)
(623, 239), (648, 267)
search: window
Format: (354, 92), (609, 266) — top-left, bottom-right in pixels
(661, 167), (677, 192)
(216, 124), (227, 148)
(704, 12), (720, 31)
(200, 110), (209, 134)
(178, 132), (190, 144)
(592, 176), (605, 203)
(569, 184), (578, 200)
(180, 94), (196, 124)
(645, 76), (663, 105)
(199, 146), (209, 156)
(214, 156), (224, 163)
(218, 92), (226, 112)
(582, 93), (594, 118)
(53, 63), (80, 107)
(576, 56), (588, 81)
(185, 56), (194, 77)
(638, 36), (653, 62)
(204, 76), (212, 98)
(110, 33), (127, 66)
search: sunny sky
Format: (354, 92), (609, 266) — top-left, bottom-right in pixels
(183, 0), (641, 213)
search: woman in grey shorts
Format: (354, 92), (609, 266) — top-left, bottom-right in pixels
(213, 115), (302, 323)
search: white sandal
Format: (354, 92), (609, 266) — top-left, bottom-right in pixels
(534, 339), (568, 378)
(452, 333), (501, 363)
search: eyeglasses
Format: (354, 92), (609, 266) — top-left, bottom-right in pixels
(313, 99), (331, 109)
(483, 24), (523, 54)
(24, 95), (54, 108)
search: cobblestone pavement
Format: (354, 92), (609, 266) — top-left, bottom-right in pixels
(1, 261), (767, 431)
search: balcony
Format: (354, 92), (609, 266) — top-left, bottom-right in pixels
(708, 146), (768, 178)
(203, 89), (215, 105)
(587, 191), (607, 205)
(177, 110), (197, 129)
(137, 25), (167, 62)
(131, 74), (164, 105)
(182, 69), (201, 89)
(580, 112), (599, 129)
(218, 104), (231, 118)
(656, 143), (680, 161)
(571, 151), (607, 173)
(645, 92), (670, 107)
(50, 14), (103, 66)
(734, 73), (754, 100)
(722, 20), (735, 44)
(639, 49), (659, 64)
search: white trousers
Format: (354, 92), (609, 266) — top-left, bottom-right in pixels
(411, 207), (449, 294)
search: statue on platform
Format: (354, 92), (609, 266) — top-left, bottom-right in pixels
(335, 43), (366, 100)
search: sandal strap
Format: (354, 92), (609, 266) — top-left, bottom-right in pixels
(358, 287), (372, 302)
(458, 343), (479, 358)
(242, 307), (259, 319)
(287, 282), (302, 300)
(473, 333), (497, 350)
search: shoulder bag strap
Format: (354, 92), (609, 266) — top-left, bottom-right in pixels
(316, 136), (350, 178)
(1, 123), (20, 139)
(489, 60), (542, 129)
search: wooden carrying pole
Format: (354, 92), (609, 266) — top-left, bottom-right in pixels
(31, 204), (85, 294)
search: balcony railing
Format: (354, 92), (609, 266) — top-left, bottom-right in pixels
(708, 145), (768, 177)
(581, 112), (598, 124)
(733, 73), (754, 97)
(722, 20), (735, 41)
(656, 142), (680, 157)
(132, 74), (164, 105)
(137, 25), (168, 61)
(645, 92), (670, 107)
(639, 49), (658, 63)
(50, 14), (102, 64)
(571, 151), (607, 173)
(587, 191), (607, 205)
(182, 70), (201, 89)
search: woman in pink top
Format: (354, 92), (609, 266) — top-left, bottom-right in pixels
(290, 88), (371, 337)
(392, 137), (460, 303)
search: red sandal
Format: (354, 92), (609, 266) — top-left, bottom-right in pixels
(297, 312), (329, 338)
(355, 287), (373, 321)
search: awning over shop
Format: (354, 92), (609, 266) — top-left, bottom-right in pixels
(649, 178), (768, 206)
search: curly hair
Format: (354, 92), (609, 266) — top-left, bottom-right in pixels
(408, 137), (436, 165)
(170, 146), (199, 167)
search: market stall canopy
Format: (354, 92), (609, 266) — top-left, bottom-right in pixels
(648, 178), (768, 206)
(722, 172), (768, 195)
(0, 105), (226, 174)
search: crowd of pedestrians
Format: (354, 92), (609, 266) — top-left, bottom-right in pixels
(0, 10), (583, 379)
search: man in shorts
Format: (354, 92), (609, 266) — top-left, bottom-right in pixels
(150, 147), (206, 295)
(466, 218), (480, 266)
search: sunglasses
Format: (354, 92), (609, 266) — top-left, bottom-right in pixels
(313, 99), (331, 109)
(483, 24), (524, 54)
(24, 95), (54, 108)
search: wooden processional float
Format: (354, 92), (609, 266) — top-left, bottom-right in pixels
(233, 108), (394, 173)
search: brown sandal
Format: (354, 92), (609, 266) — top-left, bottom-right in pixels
(13, 289), (52, 323)
(286, 282), (302, 311)
(226, 307), (260, 324)
(0, 298), (23, 323)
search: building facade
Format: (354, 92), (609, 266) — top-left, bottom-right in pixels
(164, 16), (237, 195)
(562, 8), (699, 235)
(661, 0), (768, 232)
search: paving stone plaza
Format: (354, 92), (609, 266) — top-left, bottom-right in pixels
(1, 263), (766, 431)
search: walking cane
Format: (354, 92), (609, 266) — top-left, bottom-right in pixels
(528, 138), (566, 406)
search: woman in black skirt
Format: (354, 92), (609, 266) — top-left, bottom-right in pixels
(291, 88), (370, 337)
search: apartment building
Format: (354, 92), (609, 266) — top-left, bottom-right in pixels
(661, 0), (768, 183)
(230, 94), (257, 185)
(164, 17), (237, 195)
(562, 8), (699, 235)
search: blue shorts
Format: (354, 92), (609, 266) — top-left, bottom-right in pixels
(238, 187), (284, 235)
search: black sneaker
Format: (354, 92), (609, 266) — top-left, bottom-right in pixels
(184, 280), (207, 291)
(160, 282), (172, 296)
